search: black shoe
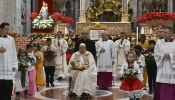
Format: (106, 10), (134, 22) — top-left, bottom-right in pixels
(143, 87), (146, 90)
(149, 90), (152, 94)
(57, 76), (63, 81)
(69, 92), (77, 98)
(135, 98), (140, 100)
(129, 97), (134, 100)
(46, 84), (49, 87)
(80, 93), (90, 99)
(50, 83), (55, 87)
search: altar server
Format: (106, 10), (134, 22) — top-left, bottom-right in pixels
(0, 22), (18, 100)
(96, 30), (116, 89)
(154, 27), (175, 100)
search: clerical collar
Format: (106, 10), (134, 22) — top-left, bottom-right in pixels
(0, 34), (7, 38)
(165, 38), (174, 42)
(102, 39), (108, 41)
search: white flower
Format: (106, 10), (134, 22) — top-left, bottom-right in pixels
(32, 15), (54, 29)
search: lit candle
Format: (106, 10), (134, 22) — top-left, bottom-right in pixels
(136, 27), (138, 43)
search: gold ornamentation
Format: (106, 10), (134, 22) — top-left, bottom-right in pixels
(85, 0), (131, 22)
(89, 22), (107, 30)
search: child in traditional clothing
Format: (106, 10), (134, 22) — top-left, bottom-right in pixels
(33, 44), (46, 90)
(26, 44), (37, 95)
(120, 51), (144, 100)
(15, 48), (30, 99)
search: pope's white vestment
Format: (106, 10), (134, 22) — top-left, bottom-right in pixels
(68, 51), (97, 97)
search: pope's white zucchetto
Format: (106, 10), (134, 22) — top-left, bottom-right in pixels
(79, 43), (86, 47)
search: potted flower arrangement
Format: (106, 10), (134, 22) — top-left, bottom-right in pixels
(123, 68), (139, 78)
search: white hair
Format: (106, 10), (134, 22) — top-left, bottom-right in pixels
(79, 43), (86, 47)
(102, 30), (109, 34)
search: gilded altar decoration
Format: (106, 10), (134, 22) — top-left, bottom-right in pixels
(136, 12), (175, 23)
(85, 0), (133, 22)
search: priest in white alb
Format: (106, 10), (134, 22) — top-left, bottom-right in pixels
(96, 30), (116, 89)
(154, 27), (175, 100)
(68, 43), (97, 99)
(114, 32), (130, 78)
(53, 31), (68, 80)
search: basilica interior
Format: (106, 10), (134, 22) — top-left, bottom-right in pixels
(1, 0), (175, 100)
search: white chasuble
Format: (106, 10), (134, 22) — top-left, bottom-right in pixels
(68, 51), (97, 97)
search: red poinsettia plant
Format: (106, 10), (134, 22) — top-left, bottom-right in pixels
(51, 12), (64, 20)
(62, 17), (74, 24)
(136, 12), (175, 23)
(29, 12), (38, 19)
(29, 12), (74, 24)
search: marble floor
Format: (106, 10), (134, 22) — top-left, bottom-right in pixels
(12, 79), (153, 100)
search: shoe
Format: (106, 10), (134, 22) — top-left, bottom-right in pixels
(149, 90), (152, 94)
(129, 97), (134, 100)
(80, 93), (90, 99)
(15, 95), (20, 100)
(24, 94), (28, 98)
(135, 98), (140, 100)
(46, 84), (49, 87)
(57, 76), (63, 81)
(50, 83), (55, 87)
(143, 87), (146, 90)
(69, 92), (77, 97)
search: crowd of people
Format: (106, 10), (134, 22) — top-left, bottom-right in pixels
(0, 22), (175, 100)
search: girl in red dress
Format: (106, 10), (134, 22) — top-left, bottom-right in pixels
(120, 51), (144, 100)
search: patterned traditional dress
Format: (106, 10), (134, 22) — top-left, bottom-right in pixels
(34, 51), (46, 88)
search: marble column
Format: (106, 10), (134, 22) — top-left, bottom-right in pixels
(73, 0), (79, 29)
(137, 0), (143, 17)
(0, 0), (24, 34)
(168, 0), (173, 13)
(130, 0), (138, 31)
(26, 0), (31, 35)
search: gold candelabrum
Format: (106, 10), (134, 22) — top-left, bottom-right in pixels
(79, 9), (86, 22)
(121, 8), (129, 22)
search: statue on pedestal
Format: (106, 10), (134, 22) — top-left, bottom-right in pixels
(85, 2), (98, 22)
(39, 1), (48, 21)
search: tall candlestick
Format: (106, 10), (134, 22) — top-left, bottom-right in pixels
(136, 27), (138, 43)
